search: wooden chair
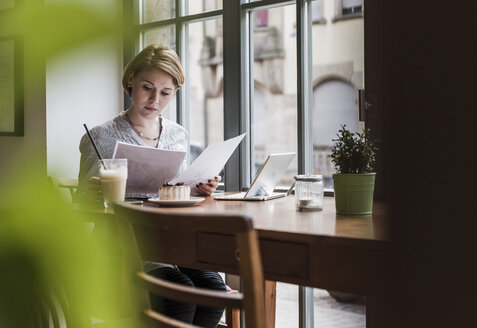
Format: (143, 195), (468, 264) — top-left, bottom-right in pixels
(56, 177), (78, 197)
(114, 202), (267, 328)
(48, 176), (78, 202)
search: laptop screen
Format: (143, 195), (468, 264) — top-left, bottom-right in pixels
(245, 152), (296, 198)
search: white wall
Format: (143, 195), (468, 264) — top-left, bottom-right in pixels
(45, 0), (123, 180)
(0, 0), (47, 180)
(0, 0), (123, 183)
(46, 37), (123, 179)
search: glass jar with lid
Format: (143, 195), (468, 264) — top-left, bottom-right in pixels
(294, 175), (324, 211)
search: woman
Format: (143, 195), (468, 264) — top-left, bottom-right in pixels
(77, 44), (226, 327)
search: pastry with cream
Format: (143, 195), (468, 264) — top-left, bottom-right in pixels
(158, 183), (191, 200)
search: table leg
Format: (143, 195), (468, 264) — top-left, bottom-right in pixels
(226, 275), (277, 328)
(299, 286), (314, 328)
(265, 281), (277, 328)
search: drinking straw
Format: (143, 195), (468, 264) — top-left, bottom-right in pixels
(83, 124), (107, 170)
(286, 181), (296, 196)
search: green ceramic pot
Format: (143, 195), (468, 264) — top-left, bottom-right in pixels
(332, 173), (376, 215)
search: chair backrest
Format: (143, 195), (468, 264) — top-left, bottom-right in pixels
(113, 202), (267, 328)
(48, 176), (78, 202)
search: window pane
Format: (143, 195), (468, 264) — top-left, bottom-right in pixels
(254, 10), (268, 28)
(141, 0), (175, 23)
(186, 0), (222, 16)
(251, 5), (297, 187)
(343, 0), (362, 6)
(312, 0), (364, 190)
(342, 0), (363, 15)
(187, 19), (224, 168)
(311, 0), (324, 23)
(141, 26), (178, 122)
(276, 282), (299, 328)
(142, 26), (176, 49)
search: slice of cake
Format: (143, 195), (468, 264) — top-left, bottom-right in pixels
(159, 183), (191, 200)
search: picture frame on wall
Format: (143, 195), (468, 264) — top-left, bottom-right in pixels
(0, 36), (23, 136)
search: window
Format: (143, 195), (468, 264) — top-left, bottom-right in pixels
(251, 5), (297, 186)
(186, 0), (222, 16)
(188, 18), (224, 163)
(141, 0), (175, 23)
(129, 0), (320, 188)
(312, 0), (364, 190)
(342, 0), (363, 16)
(313, 80), (358, 189)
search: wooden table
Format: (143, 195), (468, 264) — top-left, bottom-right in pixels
(140, 195), (389, 297)
(80, 194), (390, 327)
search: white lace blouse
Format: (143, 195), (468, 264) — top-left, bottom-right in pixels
(76, 113), (188, 199)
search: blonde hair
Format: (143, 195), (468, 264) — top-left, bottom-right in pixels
(122, 44), (185, 96)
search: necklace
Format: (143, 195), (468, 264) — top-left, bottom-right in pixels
(124, 112), (161, 141)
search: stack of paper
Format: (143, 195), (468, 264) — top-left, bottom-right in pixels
(113, 133), (245, 194)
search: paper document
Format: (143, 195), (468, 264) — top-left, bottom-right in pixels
(170, 133), (246, 187)
(113, 142), (186, 194)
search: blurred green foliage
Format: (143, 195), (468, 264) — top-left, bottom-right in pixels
(3, 0), (124, 59)
(0, 159), (131, 326)
(1, 3), (137, 325)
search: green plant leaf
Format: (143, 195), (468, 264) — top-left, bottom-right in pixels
(330, 124), (378, 174)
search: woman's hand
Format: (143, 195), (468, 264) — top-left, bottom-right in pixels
(195, 175), (221, 196)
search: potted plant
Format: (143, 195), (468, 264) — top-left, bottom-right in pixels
(330, 125), (378, 215)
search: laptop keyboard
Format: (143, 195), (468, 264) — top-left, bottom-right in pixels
(213, 191), (287, 200)
(214, 192), (247, 200)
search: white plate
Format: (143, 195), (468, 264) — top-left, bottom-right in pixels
(147, 197), (205, 207)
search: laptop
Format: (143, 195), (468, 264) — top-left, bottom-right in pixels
(213, 152), (296, 201)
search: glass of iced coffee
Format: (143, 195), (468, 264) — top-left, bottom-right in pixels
(99, 159), (128, 208)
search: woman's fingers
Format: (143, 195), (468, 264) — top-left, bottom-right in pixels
(196, 183), (213, 195)
(195, 176), (220, 195)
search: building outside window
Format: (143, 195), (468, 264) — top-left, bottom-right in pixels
(250, 5), (297, 184)
(255, 10), (268, 27)
(311, 0), (325, 23)
(312, 0), (364, 189)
